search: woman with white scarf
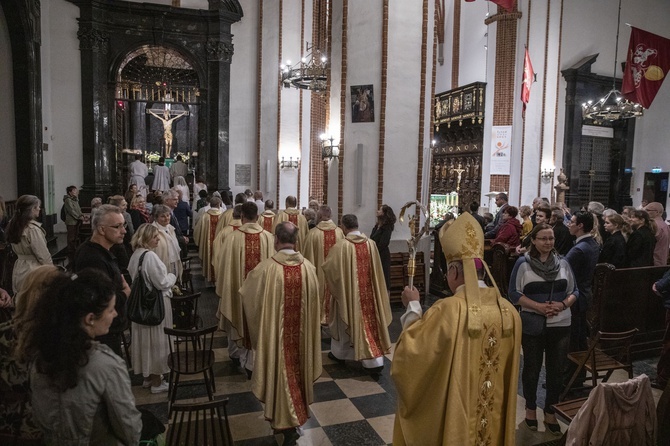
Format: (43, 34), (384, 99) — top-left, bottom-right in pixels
(150, 204), (183, 282)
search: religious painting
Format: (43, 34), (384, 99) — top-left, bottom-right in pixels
(351, 85), (374, 123)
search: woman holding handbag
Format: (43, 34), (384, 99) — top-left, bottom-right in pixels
(128, 223), (176, 394)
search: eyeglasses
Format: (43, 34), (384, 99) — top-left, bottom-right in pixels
(104, 222), (127, 230)
(535, 237), (555, 242)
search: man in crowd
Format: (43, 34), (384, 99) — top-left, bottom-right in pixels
(169, 154), (188, 182)
(645, 201), (670, 266)
(216, 202), (274, 375)
(274, 195), (309, 251)
(128, 154), (148, 197)
(242, 222), (321, 444)
(73, 205), (131, 356)
(322, 214), (392, 376)
(484, 192), (509, 239)
(193, 196), (223, 282)
(392, 212), (520, 445)
(62, 185), (84, 265)
(258, 199), (276, 232)
(163, 189), (189, 258)
(550, 208), (574, 256)
(302, 205), (344, 326)
(565, 211), (600, 366)
(253, 190), (265, 213)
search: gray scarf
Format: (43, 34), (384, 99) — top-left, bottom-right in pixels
(525, 250), (561, 282)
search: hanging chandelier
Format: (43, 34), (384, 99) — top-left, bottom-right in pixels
(581, 0), (643, 123)
(281, 43), (329, 93)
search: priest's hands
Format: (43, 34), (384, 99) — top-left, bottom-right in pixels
(402, 286), (420, 307)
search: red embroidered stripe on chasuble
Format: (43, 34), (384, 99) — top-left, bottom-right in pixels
(282, 263), (308, 424)
(262, 216), (273, 232)
(354, 242), (383, 357)
(209, 214), (220, 280)
(322, 229), (337, 322)
(243, 232), (262, 347)
(288, 214), (298, 226)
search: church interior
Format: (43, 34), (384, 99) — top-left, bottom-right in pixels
(2, 0), (670, 444)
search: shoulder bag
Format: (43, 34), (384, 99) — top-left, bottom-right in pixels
(127, 251), (165, 326)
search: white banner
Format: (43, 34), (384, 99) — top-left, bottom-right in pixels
(490, 126), (512, 175)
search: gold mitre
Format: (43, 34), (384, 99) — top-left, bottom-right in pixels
(439, 212), (514, 338)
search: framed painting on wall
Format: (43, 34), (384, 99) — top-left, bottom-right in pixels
(351, 85), (374, 123)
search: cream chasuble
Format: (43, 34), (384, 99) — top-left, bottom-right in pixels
(212, 219), (242, 297)
(302, 220), (344, 325)
(391, 286), (521, 446)
(322, 234), (392, 360)
(215, 208), (235, 234)
(258, 210), (276, 233)
(193, 208), (222, 282)
(242, 251), (322, 429)
(274, 209), (309, 251)
(216, 222), (274, 343)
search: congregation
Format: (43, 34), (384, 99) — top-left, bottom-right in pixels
(0, 164), (669, 446)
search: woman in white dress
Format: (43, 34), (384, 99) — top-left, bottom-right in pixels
(150, 204), (183, 282)
(128, 223), (176, 393)
(5, 195), (52, 294)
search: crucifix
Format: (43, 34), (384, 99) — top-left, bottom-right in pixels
(146, 103), (189, 158)
(451, 162), (466, 191)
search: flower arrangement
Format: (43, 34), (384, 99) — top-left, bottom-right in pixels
(146, 151), (161, 163)
(174, 152), (190, 163)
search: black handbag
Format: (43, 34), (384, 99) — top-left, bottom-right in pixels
(127, 251), (165, 326)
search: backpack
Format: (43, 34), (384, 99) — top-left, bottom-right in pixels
(60, 204), (67, 222)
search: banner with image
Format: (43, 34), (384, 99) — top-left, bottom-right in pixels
(490, 126), (512, 175)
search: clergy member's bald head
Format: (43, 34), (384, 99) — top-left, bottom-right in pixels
(285, 195), (297, 208)
(275, 221), (298, 248)
(265, 199), (274, 211)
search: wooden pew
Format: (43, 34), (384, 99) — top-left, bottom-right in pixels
(590, 263), (669, 359)
(489, 242), (519, 299)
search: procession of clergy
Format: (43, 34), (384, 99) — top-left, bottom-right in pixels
(192, 193), (520, 445)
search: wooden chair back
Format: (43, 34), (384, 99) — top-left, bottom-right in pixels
(166, 398), (233, 446)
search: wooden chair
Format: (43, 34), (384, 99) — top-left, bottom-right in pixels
(164, 325), (217, 408)
(166, 398), (233, 446)
(560, 329), (638, 401)
(170, 292), (202, 330)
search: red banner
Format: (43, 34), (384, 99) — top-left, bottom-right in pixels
(622, 27), (670, 109)
(465, 0), (516, 13)
(521, 48), (534, 118)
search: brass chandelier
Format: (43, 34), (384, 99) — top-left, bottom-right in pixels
(281, 43), (329, 93)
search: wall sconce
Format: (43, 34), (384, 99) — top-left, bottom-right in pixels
(541, 166), (555, 180)
(280, 156), (300, 170)
(321, 134), (340, 161)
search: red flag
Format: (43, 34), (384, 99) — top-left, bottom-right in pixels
(464, 0), (516, 13)
(521, 48), (534, 118)
(622, 27), (670, 109)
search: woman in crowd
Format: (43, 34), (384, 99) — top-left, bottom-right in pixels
(129, 194), (151, 230)
(173, 189), (193, 236)
(5, 195), (52, 294)
(370, 204), (396, 292)
(173, 176), (190, 203)
(192, 176), (207, 209)
(23, 269), (142, 445)
(124, 184), (138, 205)
(519, 205), (533, 238)
(0, 265), (62, 442)
(509, 223), (578, 436)
(493, 206), (522, 248)
(128, 224), (176, 394)
(626, 209), (656, 267)
(599, 213), (628, 268)
(151, 204), (183, 281)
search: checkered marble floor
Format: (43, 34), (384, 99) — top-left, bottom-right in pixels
(130, 253), (665, 446)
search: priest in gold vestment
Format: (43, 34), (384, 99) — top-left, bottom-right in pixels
(193, 196), (223, 282)
(322, 214), (392, 373)
(258, 199), (276, 232)
(216, 192), (247, 233)
(274, 195), (309, 251)
(212, 205), (242, 297)
(302, 205), (344, 325)
(391, 212), (521, 446)
(242, 222), (322, 440)
(216, 202), (274, 370)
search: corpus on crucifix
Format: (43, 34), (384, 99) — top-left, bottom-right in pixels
(147, 106), (189, 158)
(451, 163), (465, 192)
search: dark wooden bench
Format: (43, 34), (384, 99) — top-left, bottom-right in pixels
(488, 242), (519, 299)
(589, 263), (669, 359)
